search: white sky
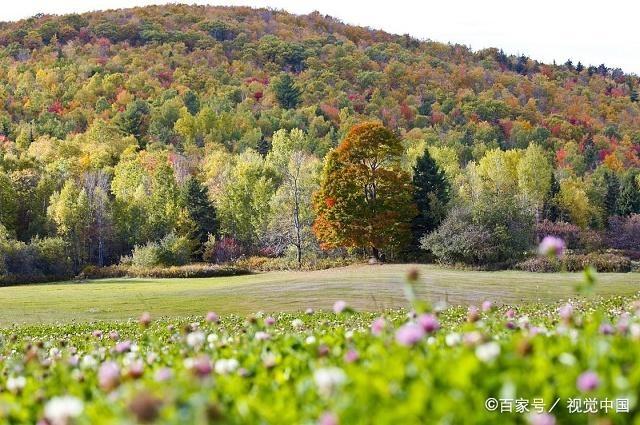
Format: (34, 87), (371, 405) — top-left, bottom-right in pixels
(3, 0), (639, 74)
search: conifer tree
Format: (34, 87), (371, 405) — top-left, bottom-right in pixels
(182, 177), (218, 256)
(410, 149), (449, 251)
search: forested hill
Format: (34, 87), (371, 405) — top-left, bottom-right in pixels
(0, 4), (638, 153)
(1, 4), (640, 280)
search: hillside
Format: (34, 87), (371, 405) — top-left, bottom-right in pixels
(0, 4), (639, 281)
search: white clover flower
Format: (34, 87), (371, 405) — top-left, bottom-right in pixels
(80, 355), (98, 370)
(214, 358), (239, 375)
(254, 331), (270, 341)
(475, 342), (501, 363)
(44, 396), (83, 425)
(6, 376), (26, 393)
(314, 367), (346, 397)
(207, 333), (218, 343)
(262, 352), (277, 368)
(305, 335), (316, 345)
(122, 352), (139, 366)
(291, 319), (304, 329)
(630, 323), (640, 340)
(445, 333), (461, 347)
(183, 358), (195, 369)
(558, 352), (576, 366)
(186, 331), (205, 348)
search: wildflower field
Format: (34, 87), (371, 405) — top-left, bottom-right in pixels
(2, 272), (640, 424)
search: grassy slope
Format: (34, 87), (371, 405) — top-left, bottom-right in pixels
(0, 264), (638, 325)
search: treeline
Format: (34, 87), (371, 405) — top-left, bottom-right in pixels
(1, 5), (640, 281)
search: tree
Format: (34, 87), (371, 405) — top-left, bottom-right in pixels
(266, 129), (320, 267)
(183, 90), (200, 115)
(272, 73), (301, 109)
(603, 170), (620, 217)
(82, 171), (114, 266)
(543, 173), (561, 222)
(217, 150), (278, 247)
(111, 153), (181, 247)
(517, 144), (552, 221)
(617, 170), (640, 216)
(48, 180), (91, 272)
(257, 136), (271, 158)
(0, 172), (17, 236)
(313, 122), (416, 260)
(556, 177), (593, 228)
(182, 176), (218, 258)
(117, 100), (151, 146)
(410, 148), (450, 252)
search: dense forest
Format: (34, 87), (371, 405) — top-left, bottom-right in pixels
(1, 4), (640, 282)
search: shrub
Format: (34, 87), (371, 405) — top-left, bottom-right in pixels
(421, 208), (494, 266)
(514, 256), (560, 273)
(422, 205), (533, 268)
(79, 263), (249, 279)
(0, 235), (73, 284)
(129, 241), (162, 268)
(234, 255), (356, 271)
(203, 236), (245, 263)
(536, 220), (603, 251)
(535, 221), (582, 248)
(607, 214), (640, 250)
(31, 237), (73, 277)
(128, 233), (193, 267)
(516, 252), (632, 273)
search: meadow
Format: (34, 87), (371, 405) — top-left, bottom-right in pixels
(1, 264), (640, 325)
(0, 275), (639, 424)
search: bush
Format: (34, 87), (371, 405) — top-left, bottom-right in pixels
(536, 220), (603, 251)
(421, 208), (494, 266)
(422, 205), (533, 268)
(234, 255), (356, 271)
(127, 233), (193, 267)
(31, 237), (73, 277)
(203, 236), (246, 263)
(79, 263), (249, 279)
(607, 214), (640, 250)
(516, 252), (632, 273)
(0, 235), (73, 284)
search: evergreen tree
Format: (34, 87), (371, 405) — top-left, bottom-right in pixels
(116, 100), (150, 146)
(257, 136), (271, 158)
(272, 73), (301, 109)
(543, 173), (561, 222)
(184, 90), (200, 115)
(603, 171), (620, 217)
(617, 170), (640, 216)
(182, 177), (218, 255)
(410, 149), (450, 251)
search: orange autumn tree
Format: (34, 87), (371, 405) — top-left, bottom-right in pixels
(312, 122), (416, 260)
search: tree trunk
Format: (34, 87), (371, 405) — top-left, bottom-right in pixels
(371, 246), (380, 261)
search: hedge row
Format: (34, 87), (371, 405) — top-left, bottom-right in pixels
(515, 252), (633, 273)
(78, 263), (250, 279)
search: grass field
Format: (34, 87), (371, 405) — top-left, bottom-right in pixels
(0, 264), (639, 326)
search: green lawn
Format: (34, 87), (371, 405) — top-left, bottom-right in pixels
(1, 264), (639, 325)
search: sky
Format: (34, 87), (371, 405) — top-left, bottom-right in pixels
(3, 0), (639, 74)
